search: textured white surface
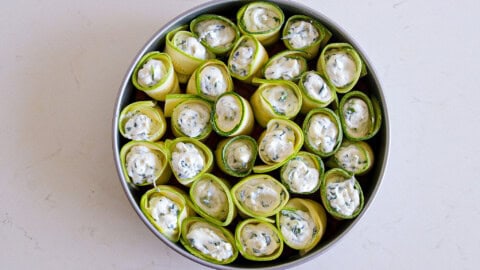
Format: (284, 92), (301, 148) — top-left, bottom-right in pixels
(1, 0), (479, 269)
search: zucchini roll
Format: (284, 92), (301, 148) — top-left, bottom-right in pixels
(254, 118), (304, 173)
(165, 137), (213, 186)
(303, 108), (343, 158)
(298, 71), (337, 114)
(235, 219), (283, 261)
(118, 100), (167, 141)
(237, 1), (284, 46)
(327, 140), (374, 175)
(262, 50), (308, 81)
(186, 59), (234, 101)
(120, 141), (171, 187)
(280, 151), (324, 195)
(231, 174), (289, 223)
(317, 43), (365, 94)
(320, 168), (364, 219)
(164, 94), (212, 141)
(227, 34), (268, 83)
(180, 217), (238, 265)
(215, 135), (258, 178)
(339, 90), (382, 141)
(190, 14), (240, 55)
(282, 15), (331, 60)
(212, 92), (254, 137)
(189, 173), (236, 226)
(250, 79), (302, 127)
(276, 198), (327, 254)
(131, 51), (180, 101)
(165, 25), (215, 83)
(140, 185), (194, 242)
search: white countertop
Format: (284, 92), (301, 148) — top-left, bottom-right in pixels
(1, 0), (479, 269)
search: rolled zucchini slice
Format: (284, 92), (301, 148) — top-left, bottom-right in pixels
(339, 90), (382, 141)
(180, 216), (238, 265)
(118, 100), (167, 141)
(327, 140), (374, 175)
(120, 141), (171, 187)
(186, 59), (234, 101)
(320, 168), (364, 219)
(254, 118), (304, 173)
(298, 71), (337, 114)
(165, 25), (215, 83)
(131, 51), (180, 101)
(262, 50), (308, 81)
(235, 219), (283, 261)
(280, 151), (324, 195)
(237, 1), (284, 46)
(250, 79), (302, 127)
(317, 43), (366, 94)
(215, 135), (258, 178)
(227, 34), (269, 83)
(231, 174), (289, 223)
(282, 15), (332, 60)
(140, 185), (194, 242)
(190, 14), (240, 55)
(303, 108), (343, 158)
(276, 198), (327, 254)
(212, 92), (254, 137)
(189, 173), (236, 227)
(165, 137), (213, 186)
(164, 94), (212, 141)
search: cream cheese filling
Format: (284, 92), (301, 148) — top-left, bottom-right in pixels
(325, 50), (357, 87)
(124, 112), (153, 140)
(186, 222), (234, 261)
(149, 196), (180, 236)
(283, 20), (319, 49)
(240, 223), (280, 256)
(236, 177), (283, 215)
(226, 141), (253, 172)
(171, 142), (205, 179)
(126, 145), (162, 185)
(174, 32), (209, 60)
(230, 39), (255, 77)
(279, 209), (316, 248)
(199, 66), (228, 98)
(262, 85), (299, 116)
(193, 178), (228, 220)
(259, 122), (295, 164)
(196, 19), (236, 48)
(264, 56), (302, 80)
(175, 103), (210, 138)
(343, 98), (371, 138)
(307, 114), (338, 153)
(243, 6), (281, 32)
(215, 95), (241, 132)
(303, 72), (332, 102)
(282, 157), (319, 193)
(326, 177), (360, 216)
(137, 59), (166, 87)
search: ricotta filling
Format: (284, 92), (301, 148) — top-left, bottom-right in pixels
(325, 50), (357, 87)
(243, 6), (281, 32)
(186, 223), (234, 261)
(193, 178), (228, 220)
(174, 32), (209, 60)
(282, 157), (319, 193)
(124, 112), (153, 140)
(215, 95), (241, 132)
(259, 122), (295, 164)
(283, 20), (319, 49)
(171, 142), (205, 179)
(264, 56), (302, 80)
(149, 196), (180, 236)
(307, 114), (338, 153)
(303, 72), (332, 102)
(343, 98), (371, 138)
(262, 85), (299, 116)
(327, 177), (360, 216)
(279, 209), (316, 248)
(199, 66), (228, 98)
(236, 177), (283, 215)
(230, 39), (255, 77)
(137, 59), (166, 88)
(196, 19), (236, 48)
(226, 141), (253, 172)
(335, 144), (367, 173)
(175, 103), (210, 138)
(241, 223), (280, 256)
(126, 145), (162, 185)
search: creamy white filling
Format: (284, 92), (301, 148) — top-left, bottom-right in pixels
(262, 85), (299, 116)
(241, 223), (280, 256)
(335, 144), (368, 173)
(199, 66), (228, 98)
(243, 6), (281, 32)
(175, 103), (210, 138)
(307, 114), (338, 153)
(282, 156), (319, 193)
(193, 178), (228, 220)
(126, 145), (162, 185)
(196, 19), (236, 48)
(186, 223), (233, 261)
(174, 33), (209, 60)
(279, 209), (316, 248)
(264, 56), (302, 80)
(303, 72), (332, 102)
(226, 141), (253, 172)
(327, 177), (360, 216)
(259, 122), (295, 164)
(124, 112), (153, 140)
(236, 177), (283, 215)
(325, 51), (357, 87)
(137, 59), (166, 87)
(215, 95), (241, 132)
(171, 142), (205, 179)
(343, 98), (371, 138)
(149, 196), (180, 236)
(283, 20), (319, 49)
(230, 39), (255, 77)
